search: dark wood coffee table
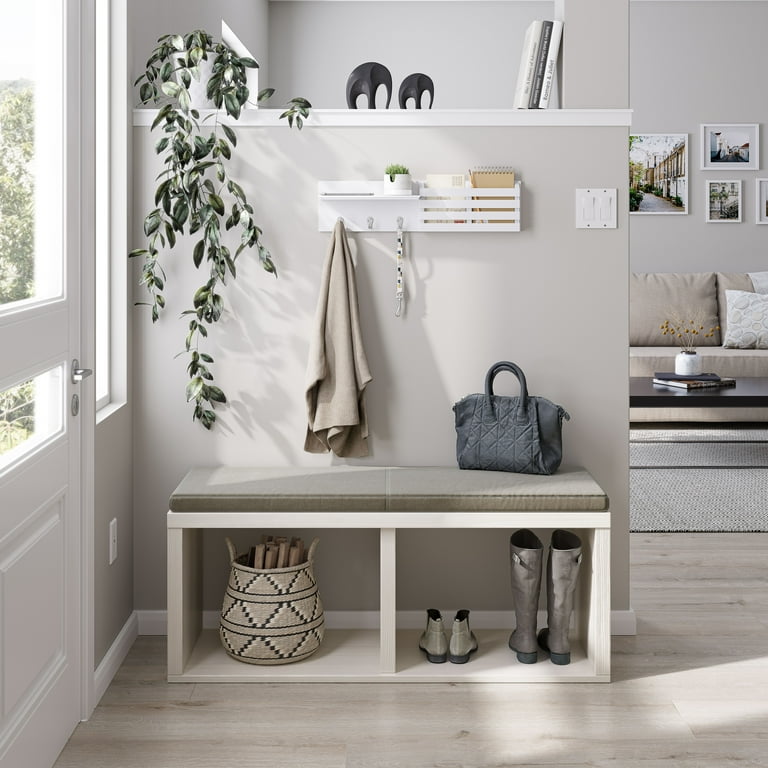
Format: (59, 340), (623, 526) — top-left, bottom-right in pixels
(630, 377), (768, 408)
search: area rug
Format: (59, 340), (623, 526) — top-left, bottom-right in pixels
(629, 426), (768, 532)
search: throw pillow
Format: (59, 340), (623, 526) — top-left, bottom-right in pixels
(722, 290), (768, 349)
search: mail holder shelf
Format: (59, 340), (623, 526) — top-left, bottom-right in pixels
(318, 180), (521, 232)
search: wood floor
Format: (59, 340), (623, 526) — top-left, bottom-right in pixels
(55, 533), (768, 768)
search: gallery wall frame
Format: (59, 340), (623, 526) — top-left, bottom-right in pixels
(756, 179), (768, 224)
(700, 124), (759, 170)
(706, 179), (742, 223)
(629, 134), (688, 214)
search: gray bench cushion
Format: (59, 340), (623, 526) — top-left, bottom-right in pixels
(169, 467), (608, 513)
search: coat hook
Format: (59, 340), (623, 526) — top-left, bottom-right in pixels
(367, 216), (374, 230)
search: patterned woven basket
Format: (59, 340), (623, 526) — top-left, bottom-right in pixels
(219, 537), (324, 665)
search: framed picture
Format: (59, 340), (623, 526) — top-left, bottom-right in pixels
(706, 180), (741, 222)
(756, 179), (768, 224)
(700, 124), (759, 170)
(629, 134), (688, 214)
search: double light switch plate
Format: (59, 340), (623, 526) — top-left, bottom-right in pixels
(576, 188), (617, 228)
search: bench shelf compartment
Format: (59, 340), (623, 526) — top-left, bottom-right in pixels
(167, 467), (610, 683)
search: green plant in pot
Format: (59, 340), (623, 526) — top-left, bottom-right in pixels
(383, 163), (412, 195)
(130, 30), (310, 429)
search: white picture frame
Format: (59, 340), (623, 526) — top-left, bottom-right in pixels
(706, 179), (742, 222)
(700, 124), (759, 170)
(756, 179), (768, 224)
(629, 134), (688, 214)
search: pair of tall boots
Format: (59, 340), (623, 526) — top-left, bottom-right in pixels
(508, 528), (582, 665)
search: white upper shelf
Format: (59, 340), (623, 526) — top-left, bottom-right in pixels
(133, 108), (632, 128)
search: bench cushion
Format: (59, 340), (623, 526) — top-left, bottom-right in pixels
(169, 467), (608, 513)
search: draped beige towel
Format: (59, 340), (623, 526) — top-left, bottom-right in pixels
(304, 220), (372, 457)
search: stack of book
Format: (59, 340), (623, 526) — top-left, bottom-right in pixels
(652, 372), (736, 390)
(513, 19), (564, 109)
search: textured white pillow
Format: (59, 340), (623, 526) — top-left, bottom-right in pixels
(722, 290), (768, 348)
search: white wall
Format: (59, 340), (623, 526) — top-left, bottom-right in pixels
(129, 0), (631, 618)
(630, 1), (768, 273)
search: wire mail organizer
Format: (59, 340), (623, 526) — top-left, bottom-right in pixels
(318, 180), (521, 232)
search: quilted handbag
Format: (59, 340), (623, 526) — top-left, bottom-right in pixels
(220, 537), (325, 665)
(452, 361), (570, 475)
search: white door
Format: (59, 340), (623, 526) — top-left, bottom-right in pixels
(0, 1), (93, 765)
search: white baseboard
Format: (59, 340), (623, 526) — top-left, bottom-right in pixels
(141, 608), (638, 636)
(93, 612), (138, 707)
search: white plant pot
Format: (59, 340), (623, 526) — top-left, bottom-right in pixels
(675, 351), (702, 375)
(382, 174), (413, 196)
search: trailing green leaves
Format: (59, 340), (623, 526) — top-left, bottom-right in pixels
(131, 29), (311, 430)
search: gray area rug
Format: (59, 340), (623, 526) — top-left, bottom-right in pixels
(630, 427), (768, 532)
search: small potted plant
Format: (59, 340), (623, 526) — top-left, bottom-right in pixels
(660, 311), (720, 375)
(383, 163), (412, 196)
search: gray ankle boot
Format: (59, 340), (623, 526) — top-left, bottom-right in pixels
(537, 529), (582, 665)
(418, 608), (448, 663)
(448, 609), (478, 664)
(508, 529), (543, 664)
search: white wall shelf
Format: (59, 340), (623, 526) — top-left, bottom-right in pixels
(167, 467), (611, 684)
(133, 108), (632, 128)
(319, 180), (521, 232)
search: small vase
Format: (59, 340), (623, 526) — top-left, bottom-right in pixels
(675, 350), (702, 376)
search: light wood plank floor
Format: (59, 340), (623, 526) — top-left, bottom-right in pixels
(55, 533), (768, 768)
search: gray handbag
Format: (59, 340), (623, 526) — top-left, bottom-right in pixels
(453, 361), (570, 475)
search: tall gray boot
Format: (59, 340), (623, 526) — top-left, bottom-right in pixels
(537, 529), (582, 665)
(508, 529), (543, 664)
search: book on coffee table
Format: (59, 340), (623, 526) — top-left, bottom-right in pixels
(652, 377), (736, 390)
(653, 372), (722, 381)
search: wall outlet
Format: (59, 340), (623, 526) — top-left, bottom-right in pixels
(109, 518), (118, 565)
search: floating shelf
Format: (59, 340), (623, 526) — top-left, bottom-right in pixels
(319, 180), (521, 232)
(133, 107), (633, 128)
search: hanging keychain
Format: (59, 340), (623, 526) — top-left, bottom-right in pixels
(395, 217), (405, 317)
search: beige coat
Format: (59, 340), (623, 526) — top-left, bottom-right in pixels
(304, 220), (372, 457)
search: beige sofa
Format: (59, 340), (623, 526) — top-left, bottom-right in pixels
(630, 271), (768, 422)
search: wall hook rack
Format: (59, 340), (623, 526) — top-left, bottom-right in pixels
(318, 180), (521, 232)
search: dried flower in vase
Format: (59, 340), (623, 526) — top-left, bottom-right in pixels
(660, 311), (720, 353)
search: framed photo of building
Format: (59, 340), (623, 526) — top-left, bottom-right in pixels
(756, 179), (768, 224)
(629, 134), (688, 214)
(706, 180), (742, 222)
(701, 124), (759, 170)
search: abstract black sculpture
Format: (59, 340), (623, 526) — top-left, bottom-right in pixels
(398, 73), (434, 109)
(346, 62), (392, 109)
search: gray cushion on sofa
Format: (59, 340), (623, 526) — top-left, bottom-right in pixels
(630, 272), (721, 346)
(716, 272), (754, 336)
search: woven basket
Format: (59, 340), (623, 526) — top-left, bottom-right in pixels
(219, 537), (324, 665)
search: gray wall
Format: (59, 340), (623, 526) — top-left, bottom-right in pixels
(129, 0), (631, 619)
(630, 1), (768, 273)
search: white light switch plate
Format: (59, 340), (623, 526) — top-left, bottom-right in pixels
(576, 188), (617, 228)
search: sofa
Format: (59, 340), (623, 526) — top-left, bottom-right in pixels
(630, 271), (768, 422)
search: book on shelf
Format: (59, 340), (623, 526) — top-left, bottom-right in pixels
(537, 20), (563, 109)
(513, 20), (542, 109)
(653, 372), (722, 381)
(652, 377), (736, 390)
(513, 19), (563, 109)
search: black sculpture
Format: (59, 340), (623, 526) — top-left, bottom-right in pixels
(346, 62), (392, 109)
(398, 73), (434, 109)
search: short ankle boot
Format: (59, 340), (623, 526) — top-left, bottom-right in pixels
(418, 608), (448, 663)
(448, 609), (478, 664)
(537, 529), (582, 665)
(508, 529), (543, 664)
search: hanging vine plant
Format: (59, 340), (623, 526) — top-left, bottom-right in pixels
(130, 30), (310, 429)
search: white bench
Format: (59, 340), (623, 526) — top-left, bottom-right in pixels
(167, 466), (610, 683)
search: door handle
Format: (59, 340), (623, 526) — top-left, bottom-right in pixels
(71, 358), (93, 384)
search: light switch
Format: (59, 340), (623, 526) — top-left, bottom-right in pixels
(576, 188), (617, 229)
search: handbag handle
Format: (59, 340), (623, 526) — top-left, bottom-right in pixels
(485, 361), (529, 403)
(485, 361), (530, 422)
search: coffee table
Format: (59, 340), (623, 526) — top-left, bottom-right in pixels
(630, 376), (768, 409)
